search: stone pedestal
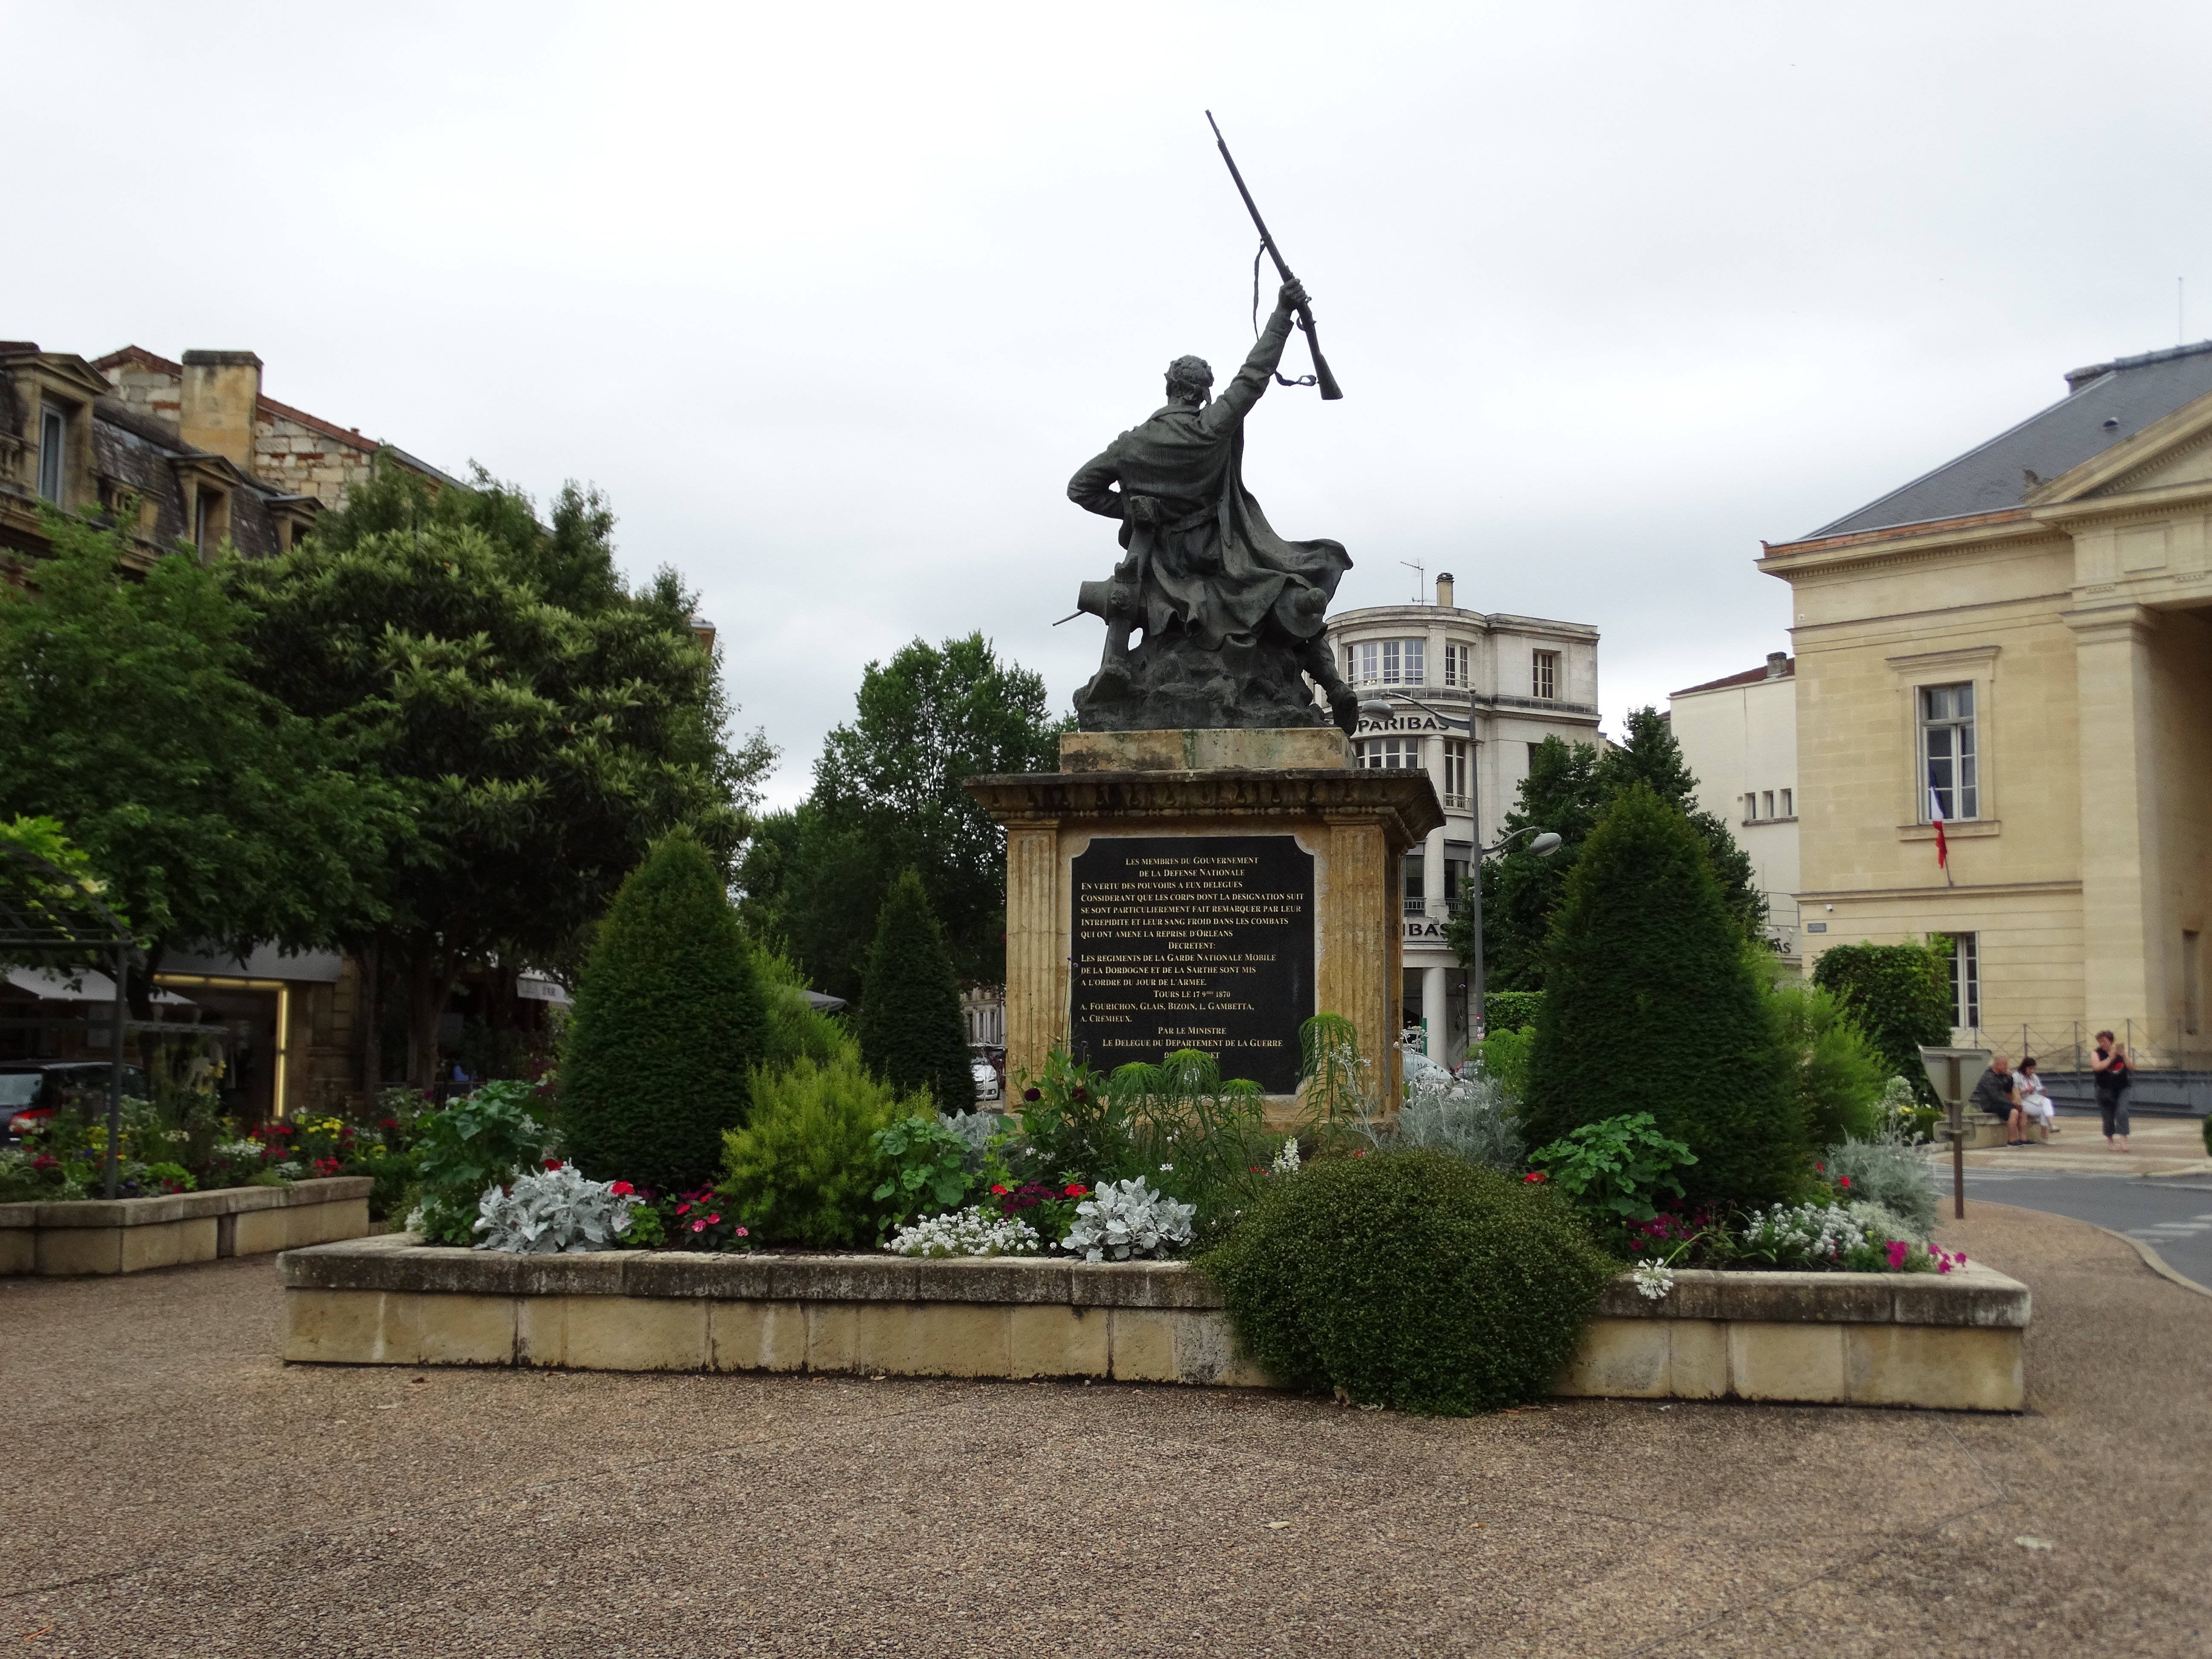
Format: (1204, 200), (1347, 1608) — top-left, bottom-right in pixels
(965, 729), (1442, 1112)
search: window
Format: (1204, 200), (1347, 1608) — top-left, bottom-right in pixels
(1355, 640), (1424, 685)
(1532, 650), (1558, 700)
(1921, 682), (1979, 820)
(1356, 736), (1419, 769)
(1443, 856), (1471, 911)
(1441, 739), (1469, 809)
(1443, 642), (1470, 688)
(1780, 788), (1793, 818)
(1744, 792), (1760, 822)
(37, 407), (65, 503)
(1400, 639), (1424, 686)
(1941, 933), (1980, 1029)
(1403, 853), (1426, 915)
(1762, 791), (1775, 820)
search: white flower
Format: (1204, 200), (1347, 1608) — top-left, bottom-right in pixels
(1632, 1260), (1675, 1301)
(1270, 1136), (1302, 1176)
(1159, 1163), (1174, 1173)
(885, 1206), (1041, 1258)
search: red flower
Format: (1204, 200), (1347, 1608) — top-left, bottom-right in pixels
(1522, 1171), (1547, 1184)
(707, 1214), (721, 1225)
(691, 1219), (706, 1233)
(676, 1203), (691, 1216)
(543, 1158), (562, 1170)
(1839, 1176), (1852, 1189)
(990, 1184), (1009, 1196)
(610, 1181), (634, 1196)
(1063, 1184), (1089, 1197)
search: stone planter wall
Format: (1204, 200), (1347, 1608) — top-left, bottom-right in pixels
(3, 1177), (373, 1277)
(280, 1236), (2029, 1410)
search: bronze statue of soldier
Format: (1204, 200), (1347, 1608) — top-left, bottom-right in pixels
(1066, 278), (1359, 736)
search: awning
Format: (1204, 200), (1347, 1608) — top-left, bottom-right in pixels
(4, 968), (195, 1006)
(805, 990), (848, 1013)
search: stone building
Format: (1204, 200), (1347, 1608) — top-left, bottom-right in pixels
(0, 341), (457, 571)
(1324, 576), (1601, 1065)
(0, 340), (463, 1115)
(1669, 652), (1802, 964)
(1762, 340), (2212, 1075)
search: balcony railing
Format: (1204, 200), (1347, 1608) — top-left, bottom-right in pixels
(1403, 898), (1426, 917)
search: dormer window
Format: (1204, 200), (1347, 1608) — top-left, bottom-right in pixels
(38, 406), (66, 503)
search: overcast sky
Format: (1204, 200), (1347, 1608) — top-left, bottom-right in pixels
(15, 2), (2212, 806)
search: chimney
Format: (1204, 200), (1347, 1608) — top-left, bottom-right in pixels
(1764, 652), (1789, 680)
(1435, 572), (1455, 608)
(179, 350), (263, 469)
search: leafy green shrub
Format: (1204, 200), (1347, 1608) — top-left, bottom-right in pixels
(562, 829), (768, 1191)
(1770, 981), (1885, 1147)
(856, 869), (973, 1112)
(1528, 1112), (1696, 1231)
(1810, 940), (1955, 1105)
(870, 1113), (975, 1238)
(408, 1081), (553, 1246)
(1483, 991), (1545, 1034)
(1202, 1151), (1617, 1415)
(357, 1149), (421, 1222)
(755, 945), (851, 1070)
(1115, 1049), (1271, 1232)
(1522, 785), (1805, 1206)
(719, 1055), (921, 1246)
(1467, 1025), (1535, 1097)
(1007, 1047), (1134, 1183)
(1822, 1134), (1937, 1237)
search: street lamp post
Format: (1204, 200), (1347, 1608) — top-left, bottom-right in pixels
(1356, 691), (1561, 1047)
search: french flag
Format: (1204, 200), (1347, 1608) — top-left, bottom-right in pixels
(1929, 787), (1949, 871)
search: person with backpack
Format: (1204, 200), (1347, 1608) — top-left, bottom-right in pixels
(2091, 1030), (2131, 1151)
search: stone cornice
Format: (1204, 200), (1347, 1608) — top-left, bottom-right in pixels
(1760, 518), (2059, 585)
(965, 769), (1445, 844)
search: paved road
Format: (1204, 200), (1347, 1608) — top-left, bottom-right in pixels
(1950, 1167), (2212, 1290)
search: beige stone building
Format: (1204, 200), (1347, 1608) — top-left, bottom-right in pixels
(1669, 652), (1802, 963)
(1763, 341), (2212, 1073)
(1325, 575), (1602, 1064)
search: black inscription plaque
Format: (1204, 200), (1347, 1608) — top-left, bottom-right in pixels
(1069, 834), (1315, 1094)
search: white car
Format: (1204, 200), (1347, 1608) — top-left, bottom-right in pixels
(970, 1057), (1002, 1102)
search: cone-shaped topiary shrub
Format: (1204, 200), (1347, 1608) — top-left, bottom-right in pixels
(1521, 784), (1805, 1205)
(561, 828), (767, 1191)
(856, 868), (973, 1112)
(1202, 1150), (1616, 1415)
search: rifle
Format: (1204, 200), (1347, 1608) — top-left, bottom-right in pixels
(1205, 110), (1342, 401)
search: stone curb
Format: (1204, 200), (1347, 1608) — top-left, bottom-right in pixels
(0, 1177), (373, 1229)
(2089, 1224), (2212, 1300)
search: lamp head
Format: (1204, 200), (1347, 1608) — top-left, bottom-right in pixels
(1357, 697), (1393, 719)
(1530, 831), (1563, 857)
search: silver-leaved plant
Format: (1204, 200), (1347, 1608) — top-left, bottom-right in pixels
(472, 1161), (641, 1254)
(1059, 1176), (1196, 1262)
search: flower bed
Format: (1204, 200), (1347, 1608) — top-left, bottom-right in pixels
(276, 1231), (2029, 1410)
(3, 1176), (372, 1277)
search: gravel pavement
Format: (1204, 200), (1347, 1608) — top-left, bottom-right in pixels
(3, 1204), (2208, 1658)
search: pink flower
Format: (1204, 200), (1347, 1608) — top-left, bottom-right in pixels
(691, 1219), (706, 1233)
(676, 1203), (690, 1217)
(706, 1214), (720, 1225)
(1886, 1240), (1908, 1270)
(735, 1227), (748, 1237)
(610, 1181), (634, 1196)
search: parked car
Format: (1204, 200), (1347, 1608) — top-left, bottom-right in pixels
(970, 1053), (1002, 1103)
(0, 1060), (148, 1144)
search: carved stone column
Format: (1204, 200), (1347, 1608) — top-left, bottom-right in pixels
(1003, 820), (1062, 1085)
(2065, 602), (2162, 1039)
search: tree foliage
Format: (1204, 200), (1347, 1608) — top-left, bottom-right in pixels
(1445, 707), (1768, 990)
(856, 869), (974, 1112)
(0, 511), (396, 990)
(739, 634), (1061, 1000)
(1767, 980), (1885, 1147)
(1522, 785), (1805, 1206)
(1809, 940), (1956, 1104)
(560, 830), (768, 1191)
(229, 466), (772, 1084)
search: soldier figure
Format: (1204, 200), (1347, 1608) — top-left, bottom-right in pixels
(1067, 279), (1358, 735)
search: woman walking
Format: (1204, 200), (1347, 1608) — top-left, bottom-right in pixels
(2091, 1030), (2131, 1152)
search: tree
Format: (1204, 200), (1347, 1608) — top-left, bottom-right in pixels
(855, 869), (973, 1112)
(0, 511), (396, 1009)
(1810, 941), (1955, 1104)
(1522, 785), (1805, 1206)
(229, 466), (772, 1086)
(1769, 980), (1885, 1148)
(560, 830), (768, 1190)
(742, 633), (1062, 999)
(1445, 708), (1766, 990)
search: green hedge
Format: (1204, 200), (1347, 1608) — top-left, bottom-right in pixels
(562, 830), (768, 1191)
(1809, 941), (1954, 1105)
(1483, 990), (1545, 1034)
(1201, 1150), (1616, 1415)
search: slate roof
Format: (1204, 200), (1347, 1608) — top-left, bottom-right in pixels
(1808, 340), (2212, 539)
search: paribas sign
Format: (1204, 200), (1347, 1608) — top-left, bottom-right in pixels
(1355, 712), (1455, 734)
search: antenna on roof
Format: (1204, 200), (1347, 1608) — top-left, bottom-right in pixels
(1400, 559), (1424, 603)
